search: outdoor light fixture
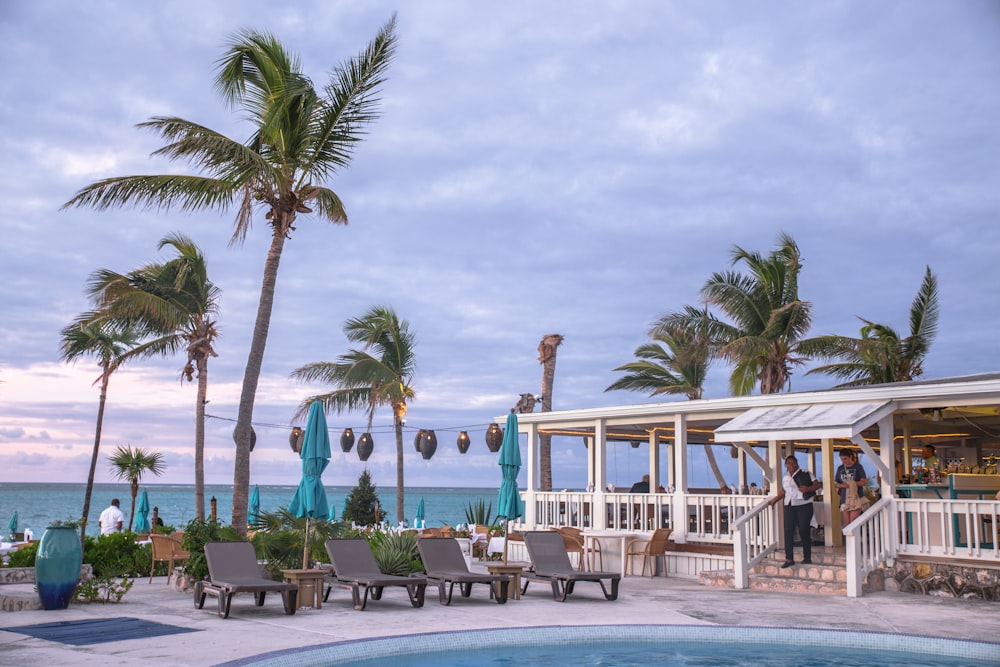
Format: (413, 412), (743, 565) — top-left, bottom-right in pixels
(289, 426), (304, 453)
(340, 428), (355, 453)
(420, 430), (438, 460)
(414, 429), (426, 452)
(233, 426), (257, 452)
(630, 440), (641, 449)
(920, 408), (945, 422)
(357, 432), (374, 461)
(457, 431), (471, 454)
(485, 423), (503, 452)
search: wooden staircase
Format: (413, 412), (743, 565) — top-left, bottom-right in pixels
(699, 547), (883, 596)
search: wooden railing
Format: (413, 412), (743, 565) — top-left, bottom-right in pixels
(893, 497), (1000, 561)
(602, 492), (673, 531)
(683, 493), (760, 543)
(843, 496), (895, 598)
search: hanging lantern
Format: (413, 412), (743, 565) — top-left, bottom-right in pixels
(457, 431), (471, 454)
(289, 427), (304, 453)
(630, 440), (641, 449)
(420, 430), (438, 460)
(413, 429), (426, 452)
(485, 423), (503, 453)
(730, 445), (739, 459)
(357, 432), (374, 461)
(340, 428), (355, 453)
(233, 427), (257, 452)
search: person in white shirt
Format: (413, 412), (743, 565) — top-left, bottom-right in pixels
(98, 499), (125, 535)
(768, 456), (821, 568)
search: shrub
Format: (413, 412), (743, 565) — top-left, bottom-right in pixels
(343, 470), (383, 526)
(250, 508), (345, 578)
(180, 519), (242, 581)
(368, 528), (421, 575)
(83, 532), (149, 578)
(6, 541), (38, 568)
(75, 573), (134, 603)
(463, 499), (496, 526)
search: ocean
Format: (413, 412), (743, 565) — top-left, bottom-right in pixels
(0, 483), (499, 537)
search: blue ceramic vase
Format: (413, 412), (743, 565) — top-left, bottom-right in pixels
(36, 526), (83, 610)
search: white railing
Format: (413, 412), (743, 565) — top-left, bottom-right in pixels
(893, 497), (1000, 561)
(602, 493), (673, 531)
(530, 491), (603, 529)
(843, 497), (895, 598)
(683, 493), (759, 543)
(731, 497), (777, 589)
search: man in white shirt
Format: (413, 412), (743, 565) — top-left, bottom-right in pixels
(98, 499), (125, 535)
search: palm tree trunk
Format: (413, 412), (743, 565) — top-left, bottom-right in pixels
(394, 415), (404, 524)
(129, 479), (138, 531)
(704, 444), (728, 489)
(233, 231), (287, 535)
(195, 355), (208, 520)
(80, 368), (110, 545)
(537, 334), (563, 492)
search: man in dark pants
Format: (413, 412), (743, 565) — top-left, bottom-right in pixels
(769, 455), (821, 567)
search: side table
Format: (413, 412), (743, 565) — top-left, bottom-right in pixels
(486, 563), (524, 600)
(281, 569), (326, 609)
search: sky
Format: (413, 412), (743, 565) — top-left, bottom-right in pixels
(1, 1), (999, 493)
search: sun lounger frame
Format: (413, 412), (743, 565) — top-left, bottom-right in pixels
(416, 537), (509, 605)
(195, 541), (298, 618)
(323, 538), (427, 611)
(522, 531), (621, 602)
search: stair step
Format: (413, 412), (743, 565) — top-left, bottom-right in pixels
(755, 561), (848, 582)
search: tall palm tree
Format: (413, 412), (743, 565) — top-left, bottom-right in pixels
(609, 307), (729, 488)
(107, 445), (165, 532)
(666, 233), (812, 396)
(800, 266), (939, 386)
(291, 305), (416, 524)
(84, 233), (221, 519)
(59, 318), (140, 543)
(62, 19), (398, 533)
(537, 334), (563, 491)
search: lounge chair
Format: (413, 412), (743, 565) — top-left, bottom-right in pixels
(522, 531), (620, 602)
(416, 537), (509, 605)
(323, 538), (427, 611)
(194, 541), (298, 618)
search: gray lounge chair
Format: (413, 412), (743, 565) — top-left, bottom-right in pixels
(416, 537), (509, 605)
(324, 538), (427, 611)
(522, 531), (620, 602)
(195, 541), (298, 618)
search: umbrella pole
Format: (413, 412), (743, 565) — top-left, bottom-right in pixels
(503, 519), (510, 565)
(303, 517), (311, 570)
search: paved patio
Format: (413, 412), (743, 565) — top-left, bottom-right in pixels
(1, 572), (998, 666)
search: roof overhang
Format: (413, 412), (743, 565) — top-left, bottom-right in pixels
(713, 400), (895, 443)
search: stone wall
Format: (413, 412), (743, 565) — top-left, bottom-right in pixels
(883, 558), (1000, 601)
(0, 564), (93, 585)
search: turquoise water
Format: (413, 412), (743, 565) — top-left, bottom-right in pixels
(0, 483), (498, 536)
(219, 626), (1000, 667)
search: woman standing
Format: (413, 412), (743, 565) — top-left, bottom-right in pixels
(769, 455), (821, 568)
(835, 450), (868, 526)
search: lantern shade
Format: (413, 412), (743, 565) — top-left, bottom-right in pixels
(420, 430), (437, 460)
(457, 431), (471, 454)
(289, 427), (304, 453)
(485, 423), (503, 453)
(357, 432), (374, 461)
(413, 429), (426, 452)
(340, 428), (355, 453)
(233, 427), (257, 452)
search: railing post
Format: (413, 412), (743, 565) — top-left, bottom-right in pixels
(845, 530), (862, 598)
(733, 522), (748, 589)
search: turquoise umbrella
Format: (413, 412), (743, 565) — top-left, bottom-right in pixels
(415, 498), (425, 529)
(7, 511), (18, 540)
(248, 485), (261, 526)
(133, 490), (150, 533)
(288, 401), (331, 568)
(328, 502), (337, 522)
(496, 412), (525, 564)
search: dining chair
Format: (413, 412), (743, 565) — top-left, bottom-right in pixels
(624, 528), (672, 578)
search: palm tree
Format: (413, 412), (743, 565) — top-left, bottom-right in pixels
(84, 233), (221, 519)
(59, 317), (140, 543)
(62, 19), (398, 533)
(537, 334), (564, 491)
(108, 445), (165, 531)
(609, 307), (729, 488)
(800, 266), (939, 386)
(291, 305), (416, 524)
(666, 233), (812, 395)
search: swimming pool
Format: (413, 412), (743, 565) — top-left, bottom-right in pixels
(217, 625), (1000, 667)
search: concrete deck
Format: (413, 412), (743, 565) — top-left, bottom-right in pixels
(1, 570), (998, 666)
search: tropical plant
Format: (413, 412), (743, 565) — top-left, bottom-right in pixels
(292, 306), (416, 523)
(609, 307), (728, 488)
(341, 470), (384, 526)
(463, 499), (496, 526)
(62, 18), (399, 535)
(179, 519), (243, 581)
(83, 532), (150, 578)
(250, 507), (344, 577)
(663, 232), (812, 395)
(537, 334), (564, 491)
(800, 266), (939, 386)
(59, 317), (140, 543)
(367, 528), (421, 576)
(84, 233), (221, 519)
(107, 445), (165, 531)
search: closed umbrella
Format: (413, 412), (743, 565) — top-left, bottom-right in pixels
(328, 502), (337, 522)
(288, 401), (331, 568)
(495, 411), (525, 564)
(415, 498), (425, 529)
(248, 485), (261, 526)
(133, 490), (150, 534)
(7, 511), (18, 540)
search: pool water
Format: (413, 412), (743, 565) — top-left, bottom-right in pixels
(221, 625), (1000, 667)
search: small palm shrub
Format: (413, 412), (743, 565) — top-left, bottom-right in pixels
(367, 528), (421, 575)
(251, 508), (345, 577)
